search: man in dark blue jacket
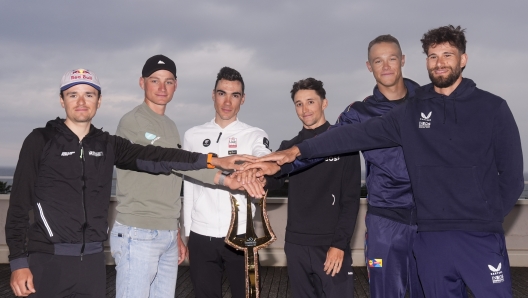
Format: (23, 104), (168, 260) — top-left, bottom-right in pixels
(254, 25), (523, 298)
(335, 35), (424, 298)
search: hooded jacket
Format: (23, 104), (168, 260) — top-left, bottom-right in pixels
(6, 118), (208, 271)
(296, 78), (524, 233)
(266, 122), (361, 250)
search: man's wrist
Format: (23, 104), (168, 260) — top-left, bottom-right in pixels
(207, 153), (218, 169)
(218, 171), (231, 186)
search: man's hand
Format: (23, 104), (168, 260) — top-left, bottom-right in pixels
(177, 229), (187, 265)
(10, 268), (35, 297)
(255, 146), (300, 165)
(323, 247), (344, 277)
(210, 155), (256, 170)
(239, 161), (281, 178)
(225, 172), (266, 198)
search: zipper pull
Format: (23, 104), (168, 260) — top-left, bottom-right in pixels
(80, 147), (84, 159)
(216, 132), (222, 143)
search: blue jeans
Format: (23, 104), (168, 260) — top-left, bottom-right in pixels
(110, 221), (179, 298)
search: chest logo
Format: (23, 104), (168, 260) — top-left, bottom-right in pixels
(419, 112), (432, 129)
(325, 156), (340, 162)
(228, 150), (237, 155)
(228, 137), (237, 148)
(145, 132), (161, 145)
(203, 139), (211, 147)
(89, 151), (104, 157)
(61, 151), (76, 157)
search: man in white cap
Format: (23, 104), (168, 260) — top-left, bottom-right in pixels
(5, 68), (247, 297)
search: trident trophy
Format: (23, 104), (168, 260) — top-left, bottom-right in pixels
(224, 191), (276, 298)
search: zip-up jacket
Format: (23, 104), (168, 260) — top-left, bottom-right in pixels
(183, 119), (271, 237)
(295, 78), (524, 233)
(266, 122), (361, 251)
(6, 118), (209, 271)
(335, 79), (419, 224)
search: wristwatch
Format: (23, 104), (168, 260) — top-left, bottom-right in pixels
(218, 170), (231, 186)
(207, 153), (218, 169)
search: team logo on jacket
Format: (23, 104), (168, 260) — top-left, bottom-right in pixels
(325, 156), (340, 162)
(488, 263), (504, 284)
(368, 259), (383, 268)
(145, 132), (161, 145)
(88, 151), (103, 157)
(419, 112), (432, 128)
(263, 137), (270, 149)
(228, 150), (237, 155)
(61, 151), (76, 156)
(203, 139), (211, 147)
(228, 137), (237, 148)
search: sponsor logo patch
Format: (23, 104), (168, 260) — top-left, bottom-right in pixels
(419, 111), (432, 128)
(228, 137), (237, 148)
(61, 151), (76, 157)
(203, 139), (211, 147)
(145, 132), (157, 140)
(263, 137), (270, 149)
(325, 156), (340, 162)
(228, 150), (237, 155)
(145, 132), (161, 145)
(488, 263), (504, 284)
(368, 259), (382, 268)
(89, 151), (103, 157)
(177, 144), (181, 148)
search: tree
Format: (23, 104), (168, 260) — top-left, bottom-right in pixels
(0, 181), (12, 194)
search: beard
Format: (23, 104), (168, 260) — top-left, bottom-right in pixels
(428, 65), (462, 88)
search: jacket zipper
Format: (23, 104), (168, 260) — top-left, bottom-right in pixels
(80, 143), (87, 260)
(216, 132), (222, 143)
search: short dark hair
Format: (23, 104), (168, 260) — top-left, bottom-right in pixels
(60, 89), (101, 99)
(367, 34), (402, 58)
(290, 78), (326, 101)
(421, 25), (467, 55)
(214, 67), (245, 94)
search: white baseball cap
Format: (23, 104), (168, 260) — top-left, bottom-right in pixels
(60, 69), (101, 91)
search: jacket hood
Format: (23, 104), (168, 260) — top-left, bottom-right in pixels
(414, 78), (476, 124)
(372, 78), (420, 102)
(46, 117), (102, 138)
(414, 77), (476, 101)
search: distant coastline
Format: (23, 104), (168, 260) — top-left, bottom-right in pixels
(1, 166), (527, 199)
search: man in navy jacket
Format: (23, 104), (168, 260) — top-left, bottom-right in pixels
(254, 25), (523, 298)
(335, 35), (424, 298)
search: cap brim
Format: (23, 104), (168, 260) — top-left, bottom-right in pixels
(60, 82), (101, 91)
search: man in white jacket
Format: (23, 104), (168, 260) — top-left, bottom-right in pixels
(183, 66), (271, 298)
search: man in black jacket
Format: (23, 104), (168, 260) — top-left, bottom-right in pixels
(265, 78), (361, 297)
(5, 69), (248, 297)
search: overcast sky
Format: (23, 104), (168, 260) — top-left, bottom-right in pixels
(1, 1), (527, 171)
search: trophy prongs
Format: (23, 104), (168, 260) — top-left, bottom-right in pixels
(224, 190), (276, 297)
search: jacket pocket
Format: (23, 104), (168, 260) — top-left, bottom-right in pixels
(415, 165), (490, 221)
(36, 202), (54, 237)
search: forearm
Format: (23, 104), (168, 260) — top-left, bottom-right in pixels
(297, 117), (399, 160)
(113, 135), (207, 173)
